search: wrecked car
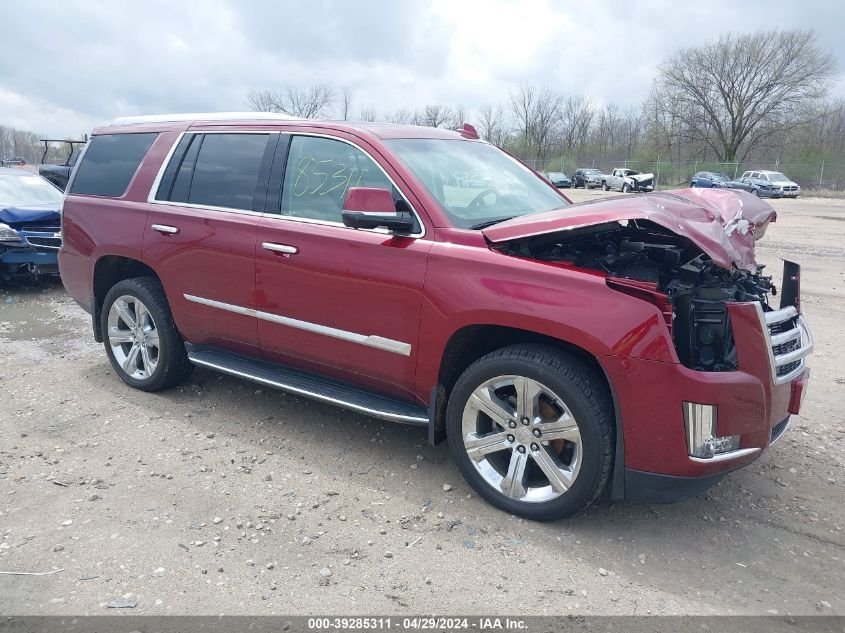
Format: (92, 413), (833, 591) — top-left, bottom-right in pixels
(0, 168), (63, 280)
(60, 114), (811, 520)
(602, 167), (655, 193)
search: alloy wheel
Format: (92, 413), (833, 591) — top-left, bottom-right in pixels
(461, 375), (582, 503)
(107, 295), (160, 380)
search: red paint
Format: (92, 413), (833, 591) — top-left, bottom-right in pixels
(59, 117), (806, 483)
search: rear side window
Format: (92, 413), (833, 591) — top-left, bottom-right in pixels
(70, 133), (157, 197)
(156, 133), (269, 211)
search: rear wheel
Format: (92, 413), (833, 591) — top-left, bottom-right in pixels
(101, 277), (193, 392)
(601, 181), (609, 191)
(447, 345), (614, 521)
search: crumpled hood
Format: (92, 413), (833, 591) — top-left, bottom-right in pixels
(482, 188), (777, 272)
(0, 205), (61, 226)
(628, 172), (654, 182)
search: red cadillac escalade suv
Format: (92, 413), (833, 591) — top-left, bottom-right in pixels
(59, 113), (812, 520)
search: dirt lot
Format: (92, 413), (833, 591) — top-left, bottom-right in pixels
(0, 189), (843, 616)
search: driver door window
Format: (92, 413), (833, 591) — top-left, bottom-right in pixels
(281, 135), (396, 223)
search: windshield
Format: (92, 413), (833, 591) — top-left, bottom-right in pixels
(584, 169), (601, 175)
(384, 139), (567, 229)
(767, 172), (789, 182)
(0, 173), (63, 207)
(713, 173), (731, 181)
(548, 172), (566, 179)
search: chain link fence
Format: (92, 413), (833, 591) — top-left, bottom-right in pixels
(519, 157), (845, 194)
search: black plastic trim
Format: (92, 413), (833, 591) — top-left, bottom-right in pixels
(623, 468), (725, 503)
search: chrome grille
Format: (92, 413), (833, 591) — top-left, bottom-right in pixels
(25, 236), (62, 249)
(763, 306), (812, 384)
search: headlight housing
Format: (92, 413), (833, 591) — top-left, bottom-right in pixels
(0, 223), (22, 243)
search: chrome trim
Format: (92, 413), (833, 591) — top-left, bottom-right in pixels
(756, 304), (813, 385)
(689, 447), (761, 464)
(146, 130), (427, 239)
(187, 354), (428, 425)
(151, 224), (179, 234)
(261, 242), (298, 254)
(764, 305), (797, 325)
(183, 294), (412, 356)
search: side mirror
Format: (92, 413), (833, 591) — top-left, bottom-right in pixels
(341, 187), (415, 234)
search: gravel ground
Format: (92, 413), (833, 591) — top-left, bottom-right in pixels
(0, 190), (842, 616)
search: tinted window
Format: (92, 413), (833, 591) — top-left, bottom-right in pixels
(169, 134), (203, 203)
(70, 133), (157, 197)
(281, 136), (395, 222)
(185, 133), (269, 210)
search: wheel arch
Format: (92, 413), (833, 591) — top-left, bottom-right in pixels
(431, 324), (626, 500)
(429, 323), (623, 495)
(91, 255), (160, 342)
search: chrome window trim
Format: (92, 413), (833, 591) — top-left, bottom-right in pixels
(147, 130), (426, 238)
(183, 293), (412, 357)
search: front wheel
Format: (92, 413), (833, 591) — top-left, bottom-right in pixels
(446, 345), (614, 521)
(752, 188), (759, 196)
(101, 277), (194, 392)
(622, 183), (631, 193)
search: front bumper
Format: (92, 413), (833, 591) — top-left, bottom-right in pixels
(603, 291), (811, 500)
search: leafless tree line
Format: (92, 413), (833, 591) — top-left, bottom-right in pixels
(244, 29), (839, 170)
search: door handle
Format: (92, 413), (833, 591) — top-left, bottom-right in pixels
(262, 242), (298, 255)
(151, 224), (179, 235)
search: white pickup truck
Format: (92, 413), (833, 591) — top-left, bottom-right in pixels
(601, 168), (655, 193)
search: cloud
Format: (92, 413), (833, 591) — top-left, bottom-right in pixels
(0, 0), (842, 137)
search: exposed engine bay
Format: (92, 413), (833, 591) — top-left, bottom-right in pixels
(497, 219), (775, 372)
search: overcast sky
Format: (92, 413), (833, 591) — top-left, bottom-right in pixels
(2, 0), (844, 138)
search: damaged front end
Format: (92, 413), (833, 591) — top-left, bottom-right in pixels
(496, 218), (775, 372)
(485, 189), (806, 376)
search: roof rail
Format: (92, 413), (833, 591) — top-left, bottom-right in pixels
(112, 112), (301, 125)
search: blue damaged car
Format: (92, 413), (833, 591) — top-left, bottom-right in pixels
(0, 168), (63, 281)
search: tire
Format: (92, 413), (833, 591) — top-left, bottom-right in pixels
(601, 181), (609, 191)
(101, 277), (194, 392)
(446, 344), (614, 521)
(622, 183), (631, 193)
(752, 188), (759, 196)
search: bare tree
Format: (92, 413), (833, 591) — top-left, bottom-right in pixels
(358, 106), (378, 122)
(560, 96), (594, 154)
(340, 87), (354, 120)
(477, 103), (507, 146)
(654, 29), (836, 161)
(385, 108), (413, 124)
(246, 88), (280, 113)
(246, 84), (335, 118)
(531, 87), (562, 162)
(509, 83), (536, 151)
(448, 105), (469, 130)
(421, 104), (453, 128)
